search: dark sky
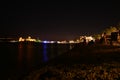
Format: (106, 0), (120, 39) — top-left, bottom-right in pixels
(1, 1), (120, 40)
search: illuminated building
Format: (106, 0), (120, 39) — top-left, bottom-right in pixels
(79, 36), (95, 43)
(19, 37), (25, 42)
(26, 36), (36, 42)
(19, 36), (36, 42)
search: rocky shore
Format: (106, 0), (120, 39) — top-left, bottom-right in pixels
(22, 44), (120, 80)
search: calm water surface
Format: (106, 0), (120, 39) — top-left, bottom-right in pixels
(0, 42), (75, 79)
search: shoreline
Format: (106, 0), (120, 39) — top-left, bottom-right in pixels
(10, 44), (120, 80)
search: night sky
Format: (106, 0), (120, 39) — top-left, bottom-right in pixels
(1, 1), (120, 40)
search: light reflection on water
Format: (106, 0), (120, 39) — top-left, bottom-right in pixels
(17, 42), (75, 70)
(18, 42), (23, 69)
(43, 43), (48, 62)
(26, 42), (33, 69)
(17, 42), (71, 69)
(2, 42), (76, 79)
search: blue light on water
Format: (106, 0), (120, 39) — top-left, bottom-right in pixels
(43, 43), (48, 62)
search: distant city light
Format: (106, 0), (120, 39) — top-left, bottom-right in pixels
(57, 40), (68, 44)
(19, 37), (25, 42)
(43, 41), (48, 43)
(1, 35), (96, 44)
(19, 36), (36, 42)
(69, 40), (74, 43)
(10, 40), (18, 43)
(26, 36), (36, 42)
